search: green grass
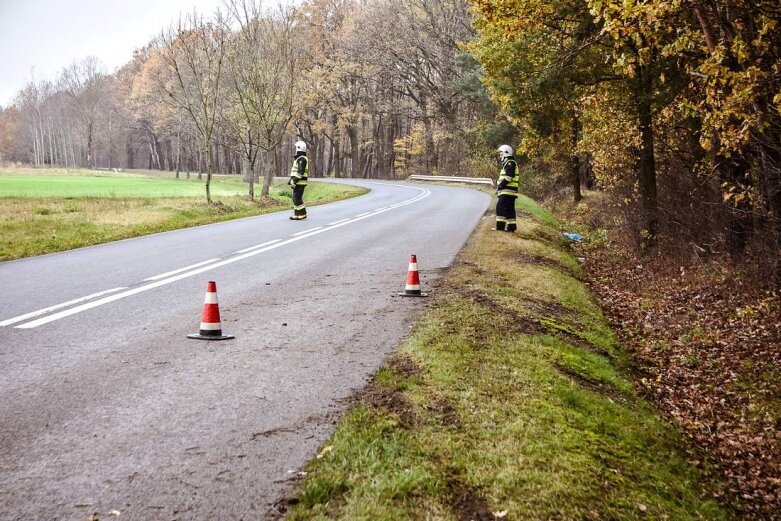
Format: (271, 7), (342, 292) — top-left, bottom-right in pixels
(284, 195), (726, 520)
(0, 169), (366, 260)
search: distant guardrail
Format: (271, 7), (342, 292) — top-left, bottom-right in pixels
(406, 175), (495, 188)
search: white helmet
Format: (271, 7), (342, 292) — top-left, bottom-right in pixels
(497, 144), (513, 158)
(294, 140), (307, 153)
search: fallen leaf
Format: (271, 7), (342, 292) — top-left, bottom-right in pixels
(317, 446), (333, 459)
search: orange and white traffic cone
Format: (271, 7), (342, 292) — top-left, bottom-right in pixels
(398, 254), (429, 297)
(187, 281), (235, 340)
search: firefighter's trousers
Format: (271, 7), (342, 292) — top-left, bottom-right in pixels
(496, 194), (517, 231)
(292, 185), (307, 217)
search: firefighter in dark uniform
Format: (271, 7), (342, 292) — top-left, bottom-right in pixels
(289, 140), (309, 220)
(495, 144), (518, 232)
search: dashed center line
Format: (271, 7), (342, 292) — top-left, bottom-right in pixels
(0, 287), (128, 327)
(290, 227), (323, 237)
(143, 258), (222, 281)
(4, 184), (430, 329)
(235, 239), (282, 254)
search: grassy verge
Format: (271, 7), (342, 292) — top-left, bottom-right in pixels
(0, 170), (365, 260)
(280, 195), (726, 520)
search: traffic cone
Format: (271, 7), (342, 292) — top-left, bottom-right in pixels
(398, 254), (429, 297)
(187, 281), (235, 340)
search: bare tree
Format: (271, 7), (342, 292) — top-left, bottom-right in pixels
(60, 57), (108, 169)
(222, 0), (301, 199)
(158, 12), (228, 203)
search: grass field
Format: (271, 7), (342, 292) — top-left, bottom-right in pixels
(0, 171), (250, 198)
(281, 195), (726, 520)
(0, 168), (366, 260)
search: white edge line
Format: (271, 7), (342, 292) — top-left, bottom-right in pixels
(327, 219), (349, 225)
(235, 239), (282, 254)
(143, 258), (222, 281)
(14, 186), (431, 329)
(0, 287), (128, 327)
(290, 227), (323, 237)
(356, 212), (371, 217)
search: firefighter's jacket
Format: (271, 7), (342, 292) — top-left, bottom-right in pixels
(497, 157), (519, 197)
(289, 155), (309, 186)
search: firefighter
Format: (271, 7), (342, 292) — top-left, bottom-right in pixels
(289, 140), (309, 220)
(495, 144), (519, 232)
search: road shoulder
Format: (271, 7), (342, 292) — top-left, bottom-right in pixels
(272, 195), (727, 520)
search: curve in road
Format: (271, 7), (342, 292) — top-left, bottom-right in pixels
(0, 179), (490, 520)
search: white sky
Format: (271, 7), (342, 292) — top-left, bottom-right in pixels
(0, 0), (227, 107)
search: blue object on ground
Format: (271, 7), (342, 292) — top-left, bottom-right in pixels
(562, 232), (584, 242)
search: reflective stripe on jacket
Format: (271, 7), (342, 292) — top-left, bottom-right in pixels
(290, 156), (309, 186)
(497, 157), (518, 197)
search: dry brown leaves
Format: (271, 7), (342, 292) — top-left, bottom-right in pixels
(579, 245), (780, 520)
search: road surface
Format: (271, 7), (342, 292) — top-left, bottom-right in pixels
(0, 179), (490, 520)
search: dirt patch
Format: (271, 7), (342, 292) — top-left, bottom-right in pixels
(451, 286), (609, 357)
(553, 363), (629, 403)
(252, 195), (287, 208)
(518, 228), (565, 248)
(521, 296), (572, 322)
(458, 261), (515, 289)
(426, 396), (463, 429)
(388, 353), (423, 380)
(460, 260), (489, 277)
(362, 383), (417, 429)
(452, 286), (547, 338)
(511, 253), (583, 281)
(446, 475), (497, 521)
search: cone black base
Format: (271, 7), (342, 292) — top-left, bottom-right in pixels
(398, 291), (429, 297)
(187, 332), (235, 341)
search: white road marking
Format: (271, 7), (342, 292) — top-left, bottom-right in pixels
(235, 239), (282, 254)
(356, 212), (371, 217)
(327, 219), (349, 225)
(143, 258), (222, 281)
(0, 287), (128, 327)
(291, 227), (323, 237)
(10, 185), (431, 329)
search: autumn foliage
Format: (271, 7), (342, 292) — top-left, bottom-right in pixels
(470, 0), (781, 280)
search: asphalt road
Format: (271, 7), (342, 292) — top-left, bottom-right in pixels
(0, 179), (491, 520)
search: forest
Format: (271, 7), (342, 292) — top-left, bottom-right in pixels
(0, 0), (779, 516)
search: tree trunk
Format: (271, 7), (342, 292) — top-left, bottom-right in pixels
(244, 156), (254, 201)
(633, 67), (658, 249)
(107, 113), (113, 170)
(333, 132), (342, 177)
(572, 115), (582, 203)
(423, 115), (437, 173)
(87, 121), (94, 169)
(175, 131), (181, 179)
(261, 148), (275, 197)
(719, 154), (753, 255)
(205, 143), (213, 204)
(197, 147), (203, 180)
(347, 123), (359, 177)
(361, 147), (373, 179)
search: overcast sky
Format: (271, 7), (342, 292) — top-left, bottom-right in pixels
(0, 0), (227, 107)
